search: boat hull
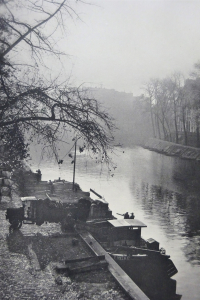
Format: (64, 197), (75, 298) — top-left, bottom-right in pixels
(110, 252), (179, 300)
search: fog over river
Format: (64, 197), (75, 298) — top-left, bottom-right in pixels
(29, 146), (200, 300)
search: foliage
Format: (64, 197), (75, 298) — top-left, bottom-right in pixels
(0, 0), (115, 168)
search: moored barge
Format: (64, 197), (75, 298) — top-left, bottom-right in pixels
(76, 218), (180, 300)
(5, 177), (181, 299)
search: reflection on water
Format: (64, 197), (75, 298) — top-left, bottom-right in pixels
(29, 146), (200, 300)
(135, 183), (200, 263)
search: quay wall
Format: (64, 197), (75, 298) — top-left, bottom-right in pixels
(143, 138), (200, 161)
(143, 138), (200, 182)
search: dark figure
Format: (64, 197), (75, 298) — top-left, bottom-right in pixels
(130, 213), (135, 219)
(124, 212), (129, 219)
(36, 169), (42, 182)
(49, 180), (54, 194)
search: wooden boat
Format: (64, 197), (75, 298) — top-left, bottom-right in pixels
(76, 218), (181, 300)
(6, 189), (113, 230)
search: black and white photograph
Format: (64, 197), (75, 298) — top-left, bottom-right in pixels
(0, 1), (200, 299)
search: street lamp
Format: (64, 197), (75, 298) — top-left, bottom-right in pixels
(72, 139), (77, 191)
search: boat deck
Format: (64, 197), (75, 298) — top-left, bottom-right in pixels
(77, 229), (150, 300)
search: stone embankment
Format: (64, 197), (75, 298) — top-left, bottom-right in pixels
(0, 165), (131, 300)
(144, 138), (200, 161)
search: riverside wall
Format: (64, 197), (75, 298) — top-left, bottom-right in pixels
(143, 138), (200, 161)
(143, 138), (200, 182)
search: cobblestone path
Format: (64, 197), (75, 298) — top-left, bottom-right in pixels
(0, 201), (70, 300)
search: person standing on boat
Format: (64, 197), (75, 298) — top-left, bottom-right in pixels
(124, 212), (129, 219)
(129, 213), (135, 219)
(36, 169), (42, 182)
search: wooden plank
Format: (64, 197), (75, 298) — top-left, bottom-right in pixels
(46, 193), (61, 202)
(65, 255), (105, 264)
(68, 260), (108, 274)
(56, 260), (108, 274)
(90, 188), (102, 199)
(77, 230), (150, 300)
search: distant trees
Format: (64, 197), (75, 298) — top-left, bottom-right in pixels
(144, 74), (184, 143)
(143, 69), (200, 147)
(183, 78), (200, 147)
(90, 88), (153, 146)
(0, 0), (115, 167)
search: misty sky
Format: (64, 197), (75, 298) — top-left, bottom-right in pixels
(59, 0), (200, 96)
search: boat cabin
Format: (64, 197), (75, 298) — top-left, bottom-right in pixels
(107, 219), (147, 247)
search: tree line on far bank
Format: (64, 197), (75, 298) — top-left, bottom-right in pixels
(143, 64), (200, 148)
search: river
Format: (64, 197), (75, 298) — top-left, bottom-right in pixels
(29, 145), (200, 300)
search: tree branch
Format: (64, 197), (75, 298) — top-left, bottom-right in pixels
(1, 0), (66, 57)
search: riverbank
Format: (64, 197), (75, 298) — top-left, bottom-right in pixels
(143, 138), (200, 161)
(0, 167), (131, 300)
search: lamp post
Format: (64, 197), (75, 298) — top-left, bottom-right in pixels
(72, 139), (77, 191)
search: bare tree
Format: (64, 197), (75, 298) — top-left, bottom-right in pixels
(0, 0), (115, 166)
(144, 78), (172, 141)
(144, 82), (156, 138)
(144, 74), (186, 144)
(184, 78), (200, 147)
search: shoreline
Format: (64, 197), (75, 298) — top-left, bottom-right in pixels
(143, 138), (200, 161)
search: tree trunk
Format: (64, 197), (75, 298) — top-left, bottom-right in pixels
(196, 126), (200, 147)
(155, 114), (161, 139)
(151, 109), (156, 138)
(196, 116), (200, 148)
(182, 109), (188, 146)
(174, 111), (179, 144)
